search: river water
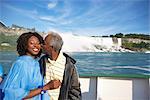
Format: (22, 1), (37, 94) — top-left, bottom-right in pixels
(0, 51), (150, 76)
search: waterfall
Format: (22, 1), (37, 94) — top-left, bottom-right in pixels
(60, 34), (122, 52)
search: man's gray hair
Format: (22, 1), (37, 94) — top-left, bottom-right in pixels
(47, 32), (63, 53)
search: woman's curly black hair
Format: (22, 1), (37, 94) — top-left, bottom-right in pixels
(17, 32), (44, 57)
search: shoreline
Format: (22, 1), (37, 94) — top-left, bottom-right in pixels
(0, 49), (150, 53)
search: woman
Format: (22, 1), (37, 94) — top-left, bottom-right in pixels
(0, 64), (3, 83)
(2, 32), (61, 100)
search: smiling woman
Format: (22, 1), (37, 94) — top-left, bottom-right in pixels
(2, 32), (61, 100)
(16, 32), (43, 58)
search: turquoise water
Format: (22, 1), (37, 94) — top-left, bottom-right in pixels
(71, 52), (150, 76)
(0, 51), (150, 77)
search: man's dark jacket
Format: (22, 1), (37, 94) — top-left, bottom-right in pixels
(39, 53), (82, 100)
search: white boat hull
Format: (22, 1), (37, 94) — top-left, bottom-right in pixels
(80, 77), (150, 100)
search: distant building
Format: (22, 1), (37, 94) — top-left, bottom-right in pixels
(0, 21), (36, 35)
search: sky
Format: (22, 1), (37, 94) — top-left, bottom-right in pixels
(0, 0), (149, 36)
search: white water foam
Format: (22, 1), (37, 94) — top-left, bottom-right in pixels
(111, 66), (150, 72)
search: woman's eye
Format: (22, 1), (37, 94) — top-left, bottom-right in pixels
(30, 42), (34, 45)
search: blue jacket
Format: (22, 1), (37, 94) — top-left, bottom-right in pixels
(2, 55), (50, 100)
(0, 64), (3, 77)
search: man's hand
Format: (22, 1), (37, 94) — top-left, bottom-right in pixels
(44, 80), (61, 90)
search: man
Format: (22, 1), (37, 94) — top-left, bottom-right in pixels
(39, 32), (82, 100)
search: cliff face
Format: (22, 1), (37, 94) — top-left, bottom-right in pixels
(0, 21), (35, 35)
(122, 38), (150, 52)
(122, 38), (150, 44)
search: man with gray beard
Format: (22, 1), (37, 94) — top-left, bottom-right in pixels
(39, 32), (82, 100)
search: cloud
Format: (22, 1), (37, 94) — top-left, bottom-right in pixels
(66, 26), (121, 36)
(47, 1), (58, 9)
(39, 16), (55, 22)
